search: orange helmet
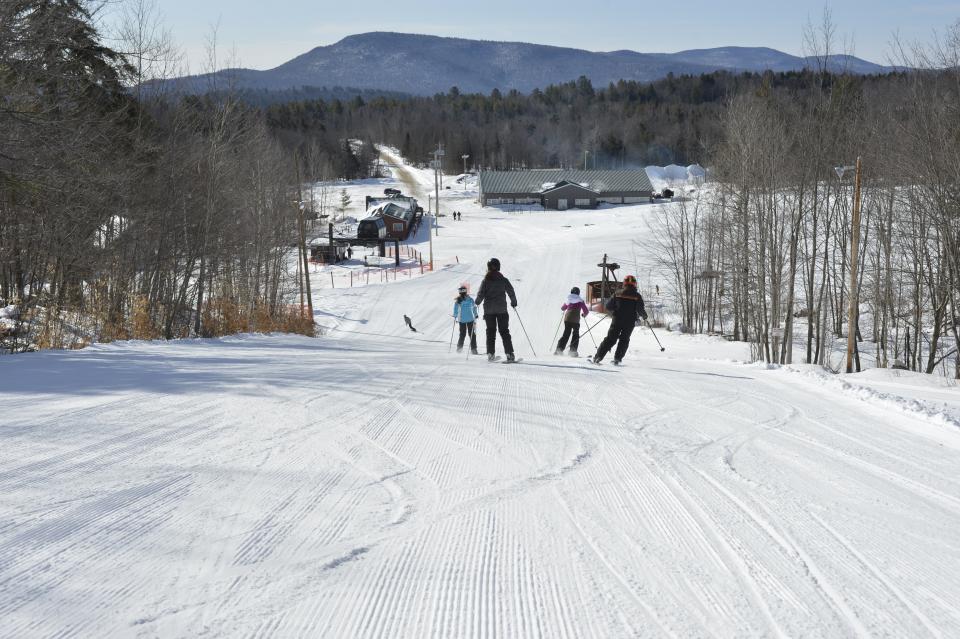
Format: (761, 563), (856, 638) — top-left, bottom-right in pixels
(623, 274), (638, 287)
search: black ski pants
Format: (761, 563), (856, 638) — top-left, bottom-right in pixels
(484, 313), (514, 355)
(457, 322), (478, 350)
(594, 321), (635, 362)
(557, 321), (580, 351)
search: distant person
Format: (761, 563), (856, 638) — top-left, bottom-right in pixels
(556, 286), (589, 357)
(346, 246), (353, 259)
(590, 275), (646, 365)
(452, 286), (479, 354)
(475, 257), (517, 362)
(404, 314), (417, 332)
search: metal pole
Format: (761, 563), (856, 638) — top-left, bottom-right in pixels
(449, 303), (461, 353)
(512, 307), (537, 358)
(580, 315), (609, 338)
(846, 156), (862, 373)
(645, 319), (666, 352)
(550, 314), (563, 353)
(428, 195), (434, 271)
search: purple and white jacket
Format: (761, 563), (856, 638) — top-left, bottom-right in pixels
(561, 294), (589, 324)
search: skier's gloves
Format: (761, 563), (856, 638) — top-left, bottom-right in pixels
(640, 311), (648, 320)
(511, 302), (517, 308)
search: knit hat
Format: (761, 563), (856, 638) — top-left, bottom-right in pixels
(487, 258), (501, 272)
(570, 286), (581, 295)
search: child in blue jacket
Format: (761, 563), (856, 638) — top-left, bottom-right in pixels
(453, 286), (479, 354)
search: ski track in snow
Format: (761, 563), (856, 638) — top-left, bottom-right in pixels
(2, 151), (960, 637)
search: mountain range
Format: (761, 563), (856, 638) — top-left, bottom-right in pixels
(165, 32), (891, 97)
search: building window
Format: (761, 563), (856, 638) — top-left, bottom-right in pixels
(575, 198), (592, 206)
(393, 223), (404, 232)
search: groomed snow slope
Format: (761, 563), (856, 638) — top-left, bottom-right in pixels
(2, 154), (960, 638)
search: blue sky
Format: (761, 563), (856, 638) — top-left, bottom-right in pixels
(110, 0), (958, 72)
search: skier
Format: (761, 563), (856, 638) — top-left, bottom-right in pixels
(474, 257), (518, 362)
(452, 286), (479, 354)
(590, 275), (647, 365)
(404, 314), (417, 332)
(556, 286), (589, 357)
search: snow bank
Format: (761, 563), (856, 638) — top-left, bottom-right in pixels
(645, 164), (707, 191)
(776, 364), (960, 431)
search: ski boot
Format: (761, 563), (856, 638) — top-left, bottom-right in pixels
(471, 348), (479, 355)
(613, 359), (622, 366)
(554, 347), (563, 356)
(487, 353), (497, 362)
(569, 350), (579, 358)
(456, 346), (463, 353)
(506, 353), (516, 363)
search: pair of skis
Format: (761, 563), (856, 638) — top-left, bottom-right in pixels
(587, 358), (624, 366)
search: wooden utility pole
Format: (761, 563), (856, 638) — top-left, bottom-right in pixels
(295, 157), (314, 320)
(846, 156), (862, 374)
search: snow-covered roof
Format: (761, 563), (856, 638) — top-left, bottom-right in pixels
(480, 169), (653, 195)
(540, 180), (600, 195)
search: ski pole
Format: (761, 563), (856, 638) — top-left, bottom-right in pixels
(549, 314), (563, 352)
(580, 315), (609, 338)
(587, 320), (598, 348)
(511, 307), (537, 358)
(466, 322), (476, 360)
(645, 319), (666, 352)
(448, 304), (461, 353)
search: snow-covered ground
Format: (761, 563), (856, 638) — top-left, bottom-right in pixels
(2, 151), (959, 638)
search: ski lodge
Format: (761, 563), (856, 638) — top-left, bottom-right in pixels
(359, 195), (422, 241)
(478, 169), (654, 209)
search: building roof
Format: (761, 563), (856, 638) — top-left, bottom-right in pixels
(480, 169), (653, 195)
(541, 180), (599, 195)
(366, 195), (417, 211)
(374, 202), (413, 222)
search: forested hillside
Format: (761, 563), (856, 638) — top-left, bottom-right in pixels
(265, 70), (909, 169)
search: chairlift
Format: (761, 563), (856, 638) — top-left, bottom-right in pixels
(585, 254), (622, 314)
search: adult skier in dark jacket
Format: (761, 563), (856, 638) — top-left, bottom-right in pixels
(591, 275), (647, 365)
(474, 257), (518, 361)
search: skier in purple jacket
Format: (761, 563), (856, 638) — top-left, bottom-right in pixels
(555, 286), (589, 357)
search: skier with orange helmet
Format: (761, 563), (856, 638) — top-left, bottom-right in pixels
(590, 274), (647, 365)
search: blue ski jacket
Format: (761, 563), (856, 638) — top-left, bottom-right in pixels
(453, 296), (479, 323)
